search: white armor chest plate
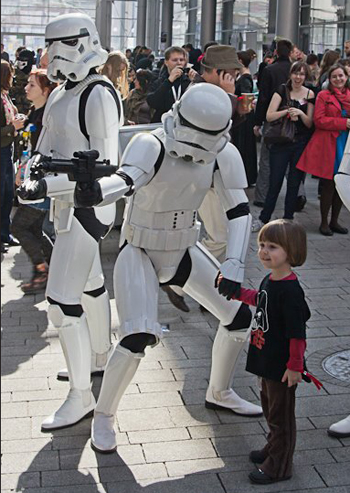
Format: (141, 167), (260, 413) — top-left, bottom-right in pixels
(124, 154), (215, 254)
(134, 154), (215, 212)
(43, 86), (89, 159)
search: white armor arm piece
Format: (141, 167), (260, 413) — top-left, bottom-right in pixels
(213, 143), (252, 283)
(335, 133), (350, 211)
(97, 132), (163, 206)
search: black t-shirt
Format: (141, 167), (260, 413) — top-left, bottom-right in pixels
(246, 274), (310, 382)
(275, 83), (314, 137)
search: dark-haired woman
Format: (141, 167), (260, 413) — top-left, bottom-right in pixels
(232, 50), (257, 187)
(297, 63), (350, 236)
(11, 69), (57, 292)
(124, 69), (154, 124)
(1, 60), (25, 252)
(253, 62), (315, 232)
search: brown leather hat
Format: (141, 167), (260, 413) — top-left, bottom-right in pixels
(201, 45), (243, 70)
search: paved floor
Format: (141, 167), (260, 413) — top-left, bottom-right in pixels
(1, 176), (350, 493)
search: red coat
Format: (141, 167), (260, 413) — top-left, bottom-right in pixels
(296, 89), (348, 179)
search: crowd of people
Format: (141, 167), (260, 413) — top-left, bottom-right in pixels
(1, 19), (350, 487)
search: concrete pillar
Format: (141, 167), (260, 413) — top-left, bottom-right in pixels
(161, 0), (174, 50)
(186, 0), (197, 46)
(200, 0), (216, 50)
(146, 0), (161, 53)
(221, 0), (234, 45)
(268, 0), (277, 35)
(275, 0), (300, 44)
(95, 0), (113, 51)
(137, 0), (147, 46)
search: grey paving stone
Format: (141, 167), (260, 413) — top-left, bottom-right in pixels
(166, 456), (252, 477)
(329, 447), (350, 463)
(212, 434), (267, 458)
(168, 404), (221, 427)
(1, 472), (40, 490)
(128, 427), (190, 444)
(1, 437), (51, 454)
(143, 438), (217, 463)
(138, 379), (209, 393)
(117, 407), (176, 432)
(1, 417), (32, 440)
(316, 462), (350, 486)
(188, 422), (264, 439)
(41, 468), (100, 487)
(118, 391), (183, 411)
(1, 449), (59, 473)
(99, 463), (168, 482)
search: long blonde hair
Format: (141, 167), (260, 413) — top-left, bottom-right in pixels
(99, 51), (129, 99)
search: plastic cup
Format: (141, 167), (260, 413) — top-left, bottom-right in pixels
(241, 93), (255, 112)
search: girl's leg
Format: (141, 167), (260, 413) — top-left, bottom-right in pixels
(329, 185), (349, 233)
(259, 146), (289, 224)
(260, 379), (296, 479)
(11, 206), (47, 265)
(284, 141), (307, 219)
(319, 178), (335, 234)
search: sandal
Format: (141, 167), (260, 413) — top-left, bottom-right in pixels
(21, 263), (48, 294)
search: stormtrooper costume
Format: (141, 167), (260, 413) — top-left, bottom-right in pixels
(73, 83), (263, 453)
(18, 13), (123, 431)
(331, 135), (350, 439)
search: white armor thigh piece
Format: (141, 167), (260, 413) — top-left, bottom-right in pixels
(113, 244), (162, 342)
(198, 187), (228, 264)
(46, 215), (99, 304)
(181, 243), (241, 325)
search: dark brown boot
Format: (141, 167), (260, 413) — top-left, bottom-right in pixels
(161, 286), (190, 312)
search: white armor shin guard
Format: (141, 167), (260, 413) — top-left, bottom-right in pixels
(42, 308), (96, 430)
(206, 323), (262, 416)
(91, 345), (144, 453)
(82, 290), (113, 370)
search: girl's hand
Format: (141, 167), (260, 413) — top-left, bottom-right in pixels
(13, 118), (25, 131)
(288, 107), (302, 118)
(346, 118), (350, 129)
(282, 369), (302, 387)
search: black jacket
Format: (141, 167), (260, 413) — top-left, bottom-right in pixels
(254, 56), (291, 126)
(147, 70), (190, 123)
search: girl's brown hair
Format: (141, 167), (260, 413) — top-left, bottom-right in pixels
(1, 59), (14, 92)
(258, 219), (307, 267)
(99, 51), (129, 99)
(317, 50), (340, 85)
(29, 69), (58, 96)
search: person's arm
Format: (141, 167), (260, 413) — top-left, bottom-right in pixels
(314, 91), (348, 131)
(266, 92), (288, 122)
(282, 338), (306, 387)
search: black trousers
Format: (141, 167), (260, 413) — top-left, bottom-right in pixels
(11, 205), (53, 266)
(259, 378), (297, 479)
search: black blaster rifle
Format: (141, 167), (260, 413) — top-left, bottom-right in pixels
(30, 150), (118, 189)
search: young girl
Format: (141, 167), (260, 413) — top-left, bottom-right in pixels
(221, 219), (317, 484)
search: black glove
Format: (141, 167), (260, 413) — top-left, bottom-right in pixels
(215, 272), (241, 301)
(74, 181), (102, 208)
(17, 179), (47, 201)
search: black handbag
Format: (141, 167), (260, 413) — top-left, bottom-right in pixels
(264, 86), (296, 145)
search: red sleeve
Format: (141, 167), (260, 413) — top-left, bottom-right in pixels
(314, 91), (348, 132)
(234, 287), (258, 306)
(287, 338), (306, 372)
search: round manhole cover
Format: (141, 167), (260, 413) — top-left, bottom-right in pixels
(322, 350), (350, 383)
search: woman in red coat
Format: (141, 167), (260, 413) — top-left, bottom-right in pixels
(297, 64), (350, 235)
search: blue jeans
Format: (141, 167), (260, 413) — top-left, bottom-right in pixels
(259, 138), (307, 223)
(1, 145), (14, 243)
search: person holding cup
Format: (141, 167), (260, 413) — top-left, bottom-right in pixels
(1, 60), (25, 252)
(232, 50), (257, 187)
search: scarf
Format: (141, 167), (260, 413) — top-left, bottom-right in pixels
(1, 90), (17, 125)
(332, 87), (350, 116)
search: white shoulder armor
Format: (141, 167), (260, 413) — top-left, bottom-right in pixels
(215, 142), (248, 190)
(121, 132), (163, 174)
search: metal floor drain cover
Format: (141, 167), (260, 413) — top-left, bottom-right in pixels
(322, 350), (350, 382)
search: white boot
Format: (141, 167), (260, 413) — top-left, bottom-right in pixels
(206, 324), (262, 416)
(42, 309), (95, 431)
(57, 290), (113, 381)
(91, 344), (144, 453)
(328, 415), (350, 438)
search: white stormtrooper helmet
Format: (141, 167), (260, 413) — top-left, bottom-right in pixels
(45, 13), (108, 82)
(162, 83), (232, 165)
